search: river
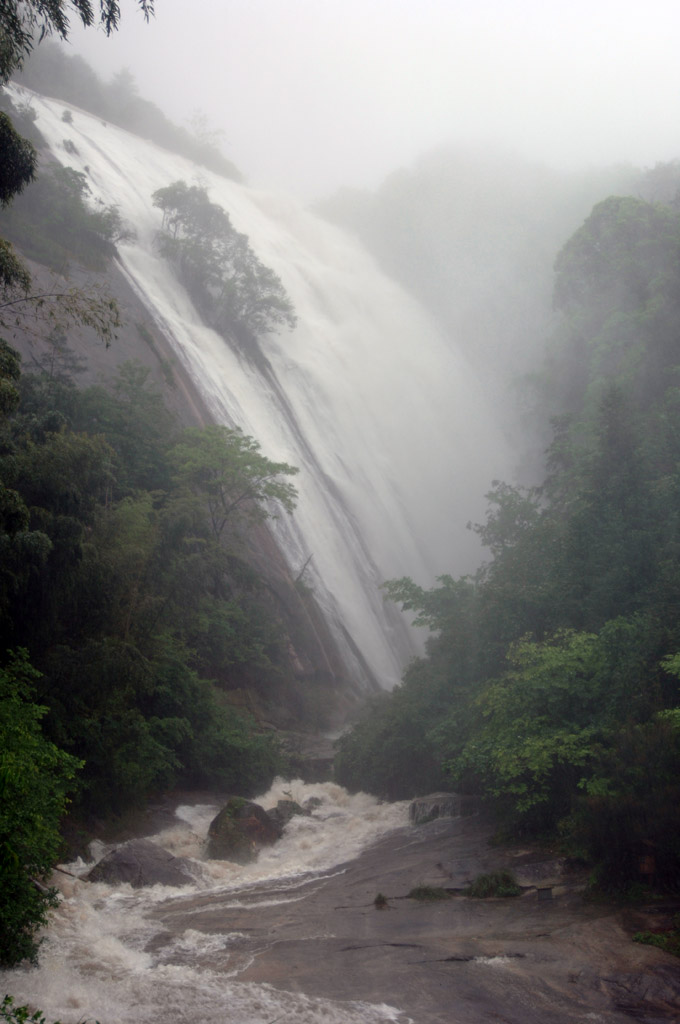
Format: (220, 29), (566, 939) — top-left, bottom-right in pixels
(0, 780), (413, 1024)
(2, 779), (678, 1024)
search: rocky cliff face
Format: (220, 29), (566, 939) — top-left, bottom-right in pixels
(8, 255), (369, 729)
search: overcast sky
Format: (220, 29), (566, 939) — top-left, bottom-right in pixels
(65, 0), (680, 201)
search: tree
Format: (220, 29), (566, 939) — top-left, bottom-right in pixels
(0, 112), (36, 208)
(550, 196), (680, 415)
(0, 650), (81, 965)
(152, 181), (297, 339)
(451, 630), (608, 826)
(0, 113), (35, 297)
(169, 425), (298, 541)
(0, 336), (20, 416)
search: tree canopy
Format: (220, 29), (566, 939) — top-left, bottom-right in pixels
(169, 424), (298, 539)
(152, 180), (296, 342)
(0, 650), (81, 965)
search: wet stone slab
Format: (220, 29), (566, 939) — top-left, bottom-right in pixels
(148, 814), (680, 1024)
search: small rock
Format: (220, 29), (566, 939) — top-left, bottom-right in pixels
(267, 799), (310, 832)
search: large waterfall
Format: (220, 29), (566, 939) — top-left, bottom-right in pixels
(10, 85), (510, 688)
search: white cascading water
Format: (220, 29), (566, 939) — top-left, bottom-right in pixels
(8, 84), (509, 686)
(0, 781), (412, 1024)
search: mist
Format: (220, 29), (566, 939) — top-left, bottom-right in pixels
(65, 0), (680, 202)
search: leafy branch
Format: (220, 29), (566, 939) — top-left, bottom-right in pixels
(0, 280), (121, 346)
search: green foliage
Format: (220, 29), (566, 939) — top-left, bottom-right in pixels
(0, 159), (126, 271)
(464, 870), (520, 898)
(633, 918), (680, 958)
(0, 107), (34, 298)
(152, 180), (296, 341)
(452, 630), (615, 826)
(549, 196), (680, 417)
(0, 995), (76, 1024)
(73, 361), (175, 492)
(169, 424), (297, 545)
(0, 338), (20, 416)
(569, 713), (680, 891)
(334, 684), (450, 800)
(0, 236), (31, 296)
(0, 650), (81, 965)
(0, 358), (296, 824)
(0, 112), (36, 207)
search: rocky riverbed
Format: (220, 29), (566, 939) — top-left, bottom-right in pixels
(147, 810), (680, 1024)
(3, 784), (679, 1024)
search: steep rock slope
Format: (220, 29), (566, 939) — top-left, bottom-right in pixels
(7, 83), (510, 692)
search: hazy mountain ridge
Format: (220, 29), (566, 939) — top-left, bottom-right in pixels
(12, 39), (242, 182)
(318, 148), (680, 475)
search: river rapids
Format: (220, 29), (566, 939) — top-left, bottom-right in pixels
(0, 780), (413, 1024)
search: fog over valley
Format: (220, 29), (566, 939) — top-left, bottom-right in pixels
(60, 0), (680, 454)
(65, 0), (680, 200)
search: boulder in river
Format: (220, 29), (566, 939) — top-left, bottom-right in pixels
(267, 798), (310, 832)
(86, 838), (195, 888)
(207, 798), (281, 863)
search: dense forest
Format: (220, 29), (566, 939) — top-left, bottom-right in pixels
(336, 191), (680, 893)
(0, 337), (315, 961)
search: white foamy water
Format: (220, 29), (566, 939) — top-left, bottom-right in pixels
(153, 778), (409, 885)
(8, 84), (510, 690)
(0, 782), (411, 1024)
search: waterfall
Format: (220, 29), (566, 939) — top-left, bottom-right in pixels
(8, 84), (510, 688)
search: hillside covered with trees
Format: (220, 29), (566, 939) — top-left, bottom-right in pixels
(0, 341), (316, 961)
(0, 4), (323, 967)
(336, 191), (680, 893)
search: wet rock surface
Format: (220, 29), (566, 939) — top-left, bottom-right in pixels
(267, 798), (310, 832)
(409, 791), (476, 824)
(206, 798), (281, 863)
(150, 813), (680, 1023)
(86, 838), (195, 888)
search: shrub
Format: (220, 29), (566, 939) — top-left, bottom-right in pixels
(633, 918), (680, 958)
(464, 870), (520, 898)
